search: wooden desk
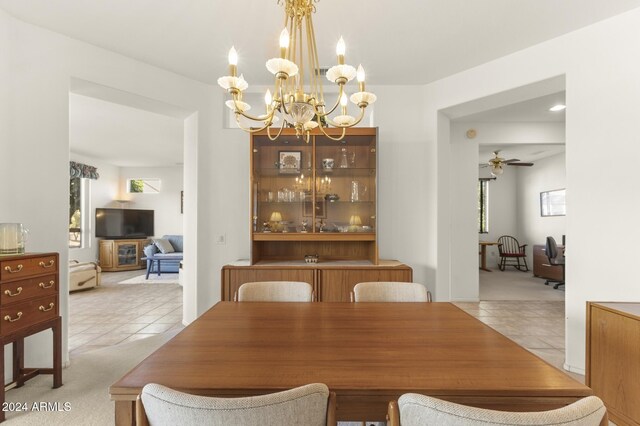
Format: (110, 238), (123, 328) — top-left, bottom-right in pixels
(110, 302), (591, 424)
(479, 241), (499, 272)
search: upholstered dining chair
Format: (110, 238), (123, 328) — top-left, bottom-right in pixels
(386, 394), (607, 426)
(235, 281), (313, 302)
(138, 383), (336, 426)
(352, 282), (432, 302)
(497, 235), (529, 271)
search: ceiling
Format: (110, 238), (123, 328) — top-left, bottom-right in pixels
(2, 1), (640, 85)
(456, 92), (566, 123)
(479, 144), (565, 166)
(69, 93), (184, 167)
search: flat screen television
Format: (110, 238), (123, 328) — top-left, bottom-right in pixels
(95, 208), (154, 239)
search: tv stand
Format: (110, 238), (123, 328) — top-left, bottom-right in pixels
(99, 239), (150, 272)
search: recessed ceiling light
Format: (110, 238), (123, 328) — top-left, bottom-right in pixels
(549, 104), (566, 112)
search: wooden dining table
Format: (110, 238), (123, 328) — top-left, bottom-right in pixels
(110, 302), (591, 424)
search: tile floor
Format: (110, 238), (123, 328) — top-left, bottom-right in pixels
(68, 270), (184, 357)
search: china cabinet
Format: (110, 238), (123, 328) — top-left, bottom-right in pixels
(251, 127), (378, 264)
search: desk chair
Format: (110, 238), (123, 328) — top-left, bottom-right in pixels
(387, 394), (607, 426)
(545, 236), (565, 289)
(236, 281), (313, 302)
(497, 235), (529, 271)
(352, 282), (432, 302)
(138, 383), (335, 426)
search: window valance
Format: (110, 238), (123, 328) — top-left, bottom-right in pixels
(70, 161), (99, 180)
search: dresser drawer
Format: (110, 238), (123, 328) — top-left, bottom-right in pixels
(0, 255), (58, 282)
(1, 275), (57, 306)
(1, 295), (58, 336)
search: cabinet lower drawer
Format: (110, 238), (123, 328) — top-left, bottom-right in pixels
(1, 255), (58, 282)
(1, 274), (57, 306)
(1, 295), (58, 336)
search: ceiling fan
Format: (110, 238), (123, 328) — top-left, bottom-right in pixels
(481, 151), (534, 176)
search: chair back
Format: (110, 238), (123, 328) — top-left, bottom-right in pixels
(497, 235), (521, 255)
(389, 394), (607, 426)
(237, 281), (313, 302)
(140, 383), (333, 426)
(353, 282), (431, 302)
(546, 236), (559, 260)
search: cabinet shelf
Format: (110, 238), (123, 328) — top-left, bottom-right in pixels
(253, 232), (376, 242)
(254, 167), (375, 177)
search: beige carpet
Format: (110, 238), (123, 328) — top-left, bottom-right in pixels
(4, 331), (178, 425)
(117, 273), (179, 284)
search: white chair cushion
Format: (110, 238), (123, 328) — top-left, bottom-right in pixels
(398, 394), (606, 426)
(353, 282), (430, 302)
(238, 281), (313, 302)
(141, 383), (329, 426)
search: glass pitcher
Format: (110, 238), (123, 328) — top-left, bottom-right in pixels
(0, 223), (29, 255)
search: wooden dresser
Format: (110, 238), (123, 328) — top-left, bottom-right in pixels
(221, 260), (413, 302)
(532, 244), (564, 281)
(586, 302), (640, 426)
(0, 252), (62, 422)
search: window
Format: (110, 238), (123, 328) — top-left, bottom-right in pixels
(127, 178), (161, 194)
(478, 180), (489, 233)
(69, 178), (82, 248)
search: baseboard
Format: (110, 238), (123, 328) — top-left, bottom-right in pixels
(450, 298), (480, 302)
(563, 363), (585, 375)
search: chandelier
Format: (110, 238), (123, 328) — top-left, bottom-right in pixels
(218, 0), (376, 142)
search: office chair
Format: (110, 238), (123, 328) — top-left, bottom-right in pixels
(545, 236), (565, 289)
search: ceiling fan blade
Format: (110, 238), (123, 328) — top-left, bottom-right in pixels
(502, 159), (520, 164)
(479, 164), (489, 168)
(507, 162), (534, 167)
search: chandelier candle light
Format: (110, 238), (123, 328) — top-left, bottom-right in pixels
(218, 0), (376, 142)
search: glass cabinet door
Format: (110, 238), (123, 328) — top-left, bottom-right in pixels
(314, 134), (376, 233)
(252, 136), (313, 234)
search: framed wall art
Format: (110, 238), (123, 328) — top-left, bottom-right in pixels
(278, 151), (301, 174)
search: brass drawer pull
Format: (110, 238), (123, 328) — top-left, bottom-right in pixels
(4, 287), (23, 297)
(4, 312), (22, 322)
(39, 260), (55, 268)
(39, 303), (55, 312)
(39, 281), (55, 289)
(4, 264), (23, 273)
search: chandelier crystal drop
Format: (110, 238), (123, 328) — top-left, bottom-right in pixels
(217, 0), (376, 142)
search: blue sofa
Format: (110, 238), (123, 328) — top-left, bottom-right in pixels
(143, 235), (183, 273)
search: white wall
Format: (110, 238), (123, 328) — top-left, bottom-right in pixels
(119, 166), (184, 237)
(517, 153), (566, 267)
(1, 9), (232, 371)
(484, 167), (518, 263)
(68, 152), (120, 262)
(433, 9), (640, 372)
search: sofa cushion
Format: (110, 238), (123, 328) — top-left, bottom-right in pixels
(153, 238), (175, 254)
(163, 235), (184, 253)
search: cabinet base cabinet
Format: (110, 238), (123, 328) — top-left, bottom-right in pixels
(222, 260), (412, 302)
(586, 302), (640, 426)
(99, 239), (150, 272)
(0, 253), (62, 423)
